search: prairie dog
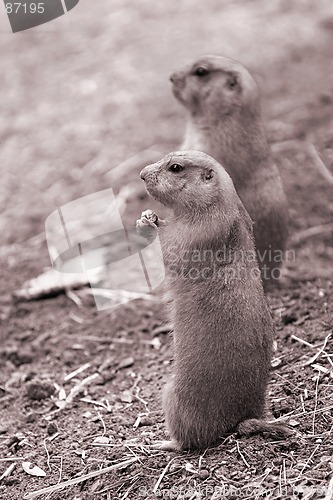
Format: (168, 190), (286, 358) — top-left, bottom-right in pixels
(137, 150), (291, 451)
(170, 55), (288, 289)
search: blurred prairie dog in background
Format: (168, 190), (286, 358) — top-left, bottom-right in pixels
(170, 55), (288, 290)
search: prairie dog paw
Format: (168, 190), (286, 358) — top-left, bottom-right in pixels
(141, 209), (159, 225)
(150, 440), (182, 452)
(136, 209), (159, 239)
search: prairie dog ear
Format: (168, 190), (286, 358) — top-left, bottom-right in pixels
(226, 74), (238, 89)
(202, 168), (214, 181)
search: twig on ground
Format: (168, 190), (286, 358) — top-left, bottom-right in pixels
(65, 373), (100, 405)
(86, 288), (156, 303)
(119, 476), (141, 500)
(64, 363), (91, 382)
(312, 374), (320, 436)
(291, 335), (314, 348)
(0, 457), (25, 462)
(273, 404), (333, 421)
(58, 455), (63, 484)
(131, 376), (150, 413)
(23, 458), (138, 499)
(89, 443), (118, 448)
(271, 139), (302, 153)
(65, 289), (83, 306)
(97, 409), (107, 438)
(295, 444), (321, 481)
(322, 353), (333, 368)
(290, 222), (333, 246)
(153, 456), (180, 494)
(80, 398), (111, 411)
(43, 438), (51, 472)
(96, 477), (136, 496)
(0, 463), (16, 481)
(307, 143), (333, 185)
(198, 450), (206, 470)
(13, 268), (90, 302)
(302, 334), (331, 367)
(236, 441), (250, 468)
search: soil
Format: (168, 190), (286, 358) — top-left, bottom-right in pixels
(0, 1), (333, 499)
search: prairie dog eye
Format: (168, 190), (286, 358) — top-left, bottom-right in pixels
(202, 169), (214, 181)
(169, 164), (184, 173)
(194, 66), (210, 77)
(205, 169), (214, 180)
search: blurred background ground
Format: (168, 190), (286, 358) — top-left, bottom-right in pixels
(0, 0), (332, 245)
(0, 1), (333, 499)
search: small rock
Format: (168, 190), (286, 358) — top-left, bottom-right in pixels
(198, 469), (210, 480)
(288, 419), (300, 427)
(93, 436), (110, 445)
(271, 357), (282, 368)
(2, 477), (19, 486)
(118, 357), (134, 370)
(62, 350), (76, 365)
(7, 435), (20, 452)
(26, 380), (55, 401)
(99, 357), (116, 372)
(25, 412), (37, 424)
(120, 391), (133, 403)
(137, 417), (152, 427)
(185, 463), (197, 474)
(47, 422), (58, 436)
(94, 374), (108, 386)
(152, 324), (173, 336)
(282, 313), (297, 325)
(99, 370), (116, 383)
(8, 348), (34, 366)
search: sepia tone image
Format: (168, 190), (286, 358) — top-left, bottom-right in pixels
(0, 1), (332, 498)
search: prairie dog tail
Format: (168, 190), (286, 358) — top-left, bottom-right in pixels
(237, 419), (294, 440)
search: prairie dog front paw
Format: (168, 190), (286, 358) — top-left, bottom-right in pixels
(141, 209), (159, 225)
(136, 209), (159, 239)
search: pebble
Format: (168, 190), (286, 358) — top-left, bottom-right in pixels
(26, 380), (55, 401)
(198, 469), (210, 480)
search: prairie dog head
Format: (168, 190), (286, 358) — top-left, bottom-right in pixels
(170, 55), (260, 119)
(140, 150), (239, 217)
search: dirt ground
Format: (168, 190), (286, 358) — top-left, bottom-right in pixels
(1, 1), (333, 499)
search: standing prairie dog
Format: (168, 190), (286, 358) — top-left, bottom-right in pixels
(137, 150), (292, 451)
(170, 55), (288, 289)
